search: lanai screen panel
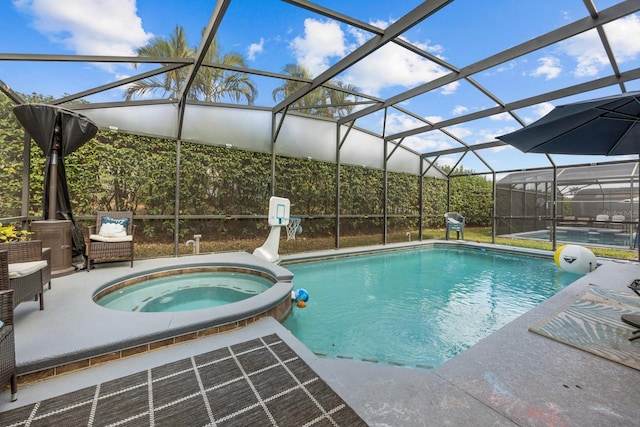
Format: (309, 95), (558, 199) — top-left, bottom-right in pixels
(78, 103), (179, 141)
(496, 162), (639, 249)
(556, 163), (638, 185)
(275, 114), (338, 162)
(182, 105), (271, 153)
(386, 143), (426, 177)
(339, 130), (384, 170)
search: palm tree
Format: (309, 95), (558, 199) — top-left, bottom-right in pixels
(192, 35), (257, 104)
(125, 26), (193, 100)
(272, 64), (359, 118)
(271, 64), (312, 104)
(325, 80), (360, 118)
(125, 25), (257, 104)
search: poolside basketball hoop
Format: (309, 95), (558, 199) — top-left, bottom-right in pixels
(253, 196), (292, 263)
(285, 217), (302, 240)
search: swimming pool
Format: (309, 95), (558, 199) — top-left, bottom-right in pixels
(282, 246), (583, 369)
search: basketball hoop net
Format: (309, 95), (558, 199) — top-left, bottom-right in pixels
(285, 217), (302, 240)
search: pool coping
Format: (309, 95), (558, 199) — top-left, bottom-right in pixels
(280, 239), (561, 265)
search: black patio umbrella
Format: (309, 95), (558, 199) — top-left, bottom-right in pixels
(497, 91), (640, 257)
(13, 103), (98, 257)
(496, 91), (640, 155)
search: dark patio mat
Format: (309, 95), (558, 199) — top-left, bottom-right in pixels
(529, 285), (640, 371)
(0, 334), (367, 426)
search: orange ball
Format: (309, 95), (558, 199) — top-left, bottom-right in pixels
(297, 301), (307, 308)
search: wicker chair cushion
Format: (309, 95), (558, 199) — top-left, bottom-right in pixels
(98, 223), (127, 237)
(8, 260), (48, 279)
(89, 234), (133, 243)
(0, 320), (3, 329)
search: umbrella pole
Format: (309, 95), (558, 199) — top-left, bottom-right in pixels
(47, 123), (61, 220)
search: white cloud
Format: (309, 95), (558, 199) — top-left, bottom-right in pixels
(495, 61), (517, 73)
(559, 14), (640, 77)
(452, 105), (468, 115)
(529, 56), (562, 80)
(493, 125), (520, 142)
(247, 38), (264, 61)
(445, 125), (473, 141)
(490, 144), (517, 153)
(519, 102), (555, 124)
(343, 41), (450, 96)
(288, 18), (451, 96)
(440, 81), (459, 95)
(368, 19), (390, 30)
(559, 30), (607, 77)
(532, 102), (554, 119)
(290, 18), (348, 76)
(13, 0), (153, 58)
(385, 112), (453, 153)
(489, 112), (513, 121)
(516, 102), (554, 128)
(604, 14), (640, 62)
(385, 112), (430, 134)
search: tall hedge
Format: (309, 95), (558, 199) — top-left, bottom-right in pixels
(0, 92), (493, 239)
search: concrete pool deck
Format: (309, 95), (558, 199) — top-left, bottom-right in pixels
(1, 241), (640, 425)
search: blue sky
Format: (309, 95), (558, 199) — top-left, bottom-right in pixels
(2, 0), (640, 174)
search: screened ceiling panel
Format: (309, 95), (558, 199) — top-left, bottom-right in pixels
(1, 0), (640, 178)
(498, 162), (639, 185)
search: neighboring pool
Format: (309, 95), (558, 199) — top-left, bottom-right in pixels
(282, 246), (584, 369)
(95, 267), (275, 312)
(507, 227), (632, 248)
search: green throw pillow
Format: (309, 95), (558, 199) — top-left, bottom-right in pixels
(102, 216), (130, 229)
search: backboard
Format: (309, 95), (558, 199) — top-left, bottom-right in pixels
(268, 196), (290, 226)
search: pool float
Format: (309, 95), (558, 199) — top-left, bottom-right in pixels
(554, 244), (597, 274)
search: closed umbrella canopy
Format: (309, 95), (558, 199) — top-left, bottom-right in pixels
(13, 103), (97, 156)
(13, 103), (98, 258)
(497, 91), (640, 155)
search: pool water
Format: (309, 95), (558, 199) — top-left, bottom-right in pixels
(282, 246), (583, 369)
(96, 270), (274, 312)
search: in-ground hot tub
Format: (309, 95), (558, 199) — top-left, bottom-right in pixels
(16, 253), (297, 381)
(90, 261), (296, 334)
(94, 266), (278, 312)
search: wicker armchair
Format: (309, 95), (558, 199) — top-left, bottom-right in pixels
(86, 211), (135, 271)
(0, 251), (17, 401)
(0, 240), (50, 310)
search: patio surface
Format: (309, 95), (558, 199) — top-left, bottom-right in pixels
(1, 241), (640, 426)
